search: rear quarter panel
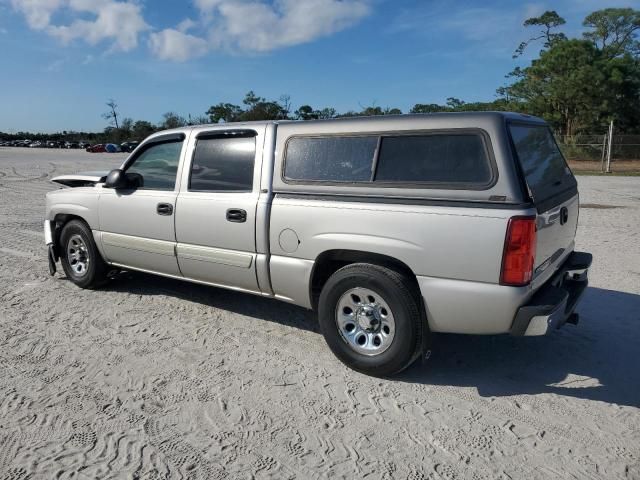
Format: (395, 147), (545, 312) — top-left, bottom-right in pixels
(269, 195), (535, 333)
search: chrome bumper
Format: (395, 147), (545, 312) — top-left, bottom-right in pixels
(511, 251), (592, 336)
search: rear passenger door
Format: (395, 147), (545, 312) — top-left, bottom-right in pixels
(175, 127), (264, 293)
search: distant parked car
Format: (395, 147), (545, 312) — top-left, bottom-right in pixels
(65, 142), (79, 149)
(79, 142), (90, 149)
(120, 141), (139, 153)
(86, 144), (106, 153)
(29, 141), (43, 148)
(105, 143), (121, 153)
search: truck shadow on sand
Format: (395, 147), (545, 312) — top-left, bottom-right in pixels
(100, 275), (639, 408)
(401, 287), (640, 408)
(100, 271), (320, 333)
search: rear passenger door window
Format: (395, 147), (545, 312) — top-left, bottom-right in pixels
(189, 135), (256, 192)
(284, 136), (378, 182)
(375, 134), (492, 185)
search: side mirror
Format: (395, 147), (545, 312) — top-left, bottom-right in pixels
(104, 169), (127, 189)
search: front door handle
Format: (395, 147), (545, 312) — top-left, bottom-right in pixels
(157, 203), (173, 216)
(226, 208), (247, 223)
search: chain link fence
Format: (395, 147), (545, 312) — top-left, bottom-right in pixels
(556, 135), (640, 162)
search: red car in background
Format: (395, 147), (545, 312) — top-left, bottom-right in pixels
(86, 144), (106, 153)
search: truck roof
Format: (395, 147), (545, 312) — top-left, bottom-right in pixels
(161, 111), (546, 136)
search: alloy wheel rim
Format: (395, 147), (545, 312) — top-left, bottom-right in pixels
(67, 234), (90, 277)
(335, 287), (395, 356)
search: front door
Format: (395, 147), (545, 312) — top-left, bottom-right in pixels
(99, 136), (186, 276)
(175, 128), (263, 293)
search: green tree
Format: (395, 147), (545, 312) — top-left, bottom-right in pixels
(295, 105), (318, 120)
(410, 103), (448, 114)
(338, 104), (402, 117)
(583, 8), (640, 58)
(188, 114), (210, 125)
(317, 107), (337, 119)
(240, 91), (289, 121)
(411, 98), (513, 114)
(514, 10), (567, 57)
(120, 117), (133, 134)
(160, 112), (187, 130)
(207, 103), (243, 123)
(502, 8), (640, 135)
(295, 105), (337, 120)
(503, 40), (603, 135)
(132, 120), (155, 140)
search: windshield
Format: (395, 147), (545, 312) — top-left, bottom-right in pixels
(509, 124), (576, 205)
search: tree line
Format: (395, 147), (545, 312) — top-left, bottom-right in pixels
(1, 7), (638, 144)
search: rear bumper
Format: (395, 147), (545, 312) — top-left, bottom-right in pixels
(510, 251), (592, 336)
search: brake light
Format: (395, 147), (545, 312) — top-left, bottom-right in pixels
(500, 216), (536, 286)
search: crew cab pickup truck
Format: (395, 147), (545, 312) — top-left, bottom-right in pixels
(45, 113), (592, 376)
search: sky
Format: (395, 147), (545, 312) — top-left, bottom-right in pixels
(0, 0), (639, 133)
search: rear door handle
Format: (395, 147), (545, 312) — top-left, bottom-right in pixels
(157, 203), (173, 216)
(226, 208), (247, 223)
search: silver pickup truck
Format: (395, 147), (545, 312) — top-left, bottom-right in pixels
(45, 112), (592, 376)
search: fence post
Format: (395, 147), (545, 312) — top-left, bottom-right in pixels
(601, 134), (607, 173)
(605, 120), (613, 174)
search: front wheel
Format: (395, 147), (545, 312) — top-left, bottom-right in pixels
(318, 263), (425, 376)
(59, 220), (108, 289)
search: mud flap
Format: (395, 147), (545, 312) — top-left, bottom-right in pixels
(48, 244), (57, 276)
(419, 295), (432, 364)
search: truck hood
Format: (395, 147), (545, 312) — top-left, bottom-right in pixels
(50, 171), (109, 188)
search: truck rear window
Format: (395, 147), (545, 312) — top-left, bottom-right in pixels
(509, 124), (576, 204)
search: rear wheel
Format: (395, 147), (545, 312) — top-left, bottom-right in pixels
(60, 220), (108, 289)
(318, 263), (424, 376)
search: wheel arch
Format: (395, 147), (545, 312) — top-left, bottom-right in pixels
(309, 249), (420, 311)
(51, 214), (109, 265)
(53, 213), (90, 247)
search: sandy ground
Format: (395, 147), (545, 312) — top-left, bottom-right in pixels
(0, 147), (639, 480)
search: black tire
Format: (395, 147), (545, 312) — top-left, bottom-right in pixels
(59, 220), (108, 289)
(318, 263), (425, 377)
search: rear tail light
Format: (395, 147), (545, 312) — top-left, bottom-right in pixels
(500, 216), (536, 286)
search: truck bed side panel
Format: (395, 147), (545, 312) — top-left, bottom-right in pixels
(269, 195), (535, 332)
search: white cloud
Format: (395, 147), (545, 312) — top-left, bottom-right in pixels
(45, 58), (65, 72)
(11, 0), (148, 51)
(389, 2), (549, 59)
(177, 18), (197, 33)
(10, 0), (63, 30)
(201, 0), (371, 52)
(11, 0), (371, 61)
(149, 28), (209, 62)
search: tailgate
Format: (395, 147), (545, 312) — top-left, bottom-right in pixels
(508, 123), (579, 280)
(534, 193), (578, 275)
